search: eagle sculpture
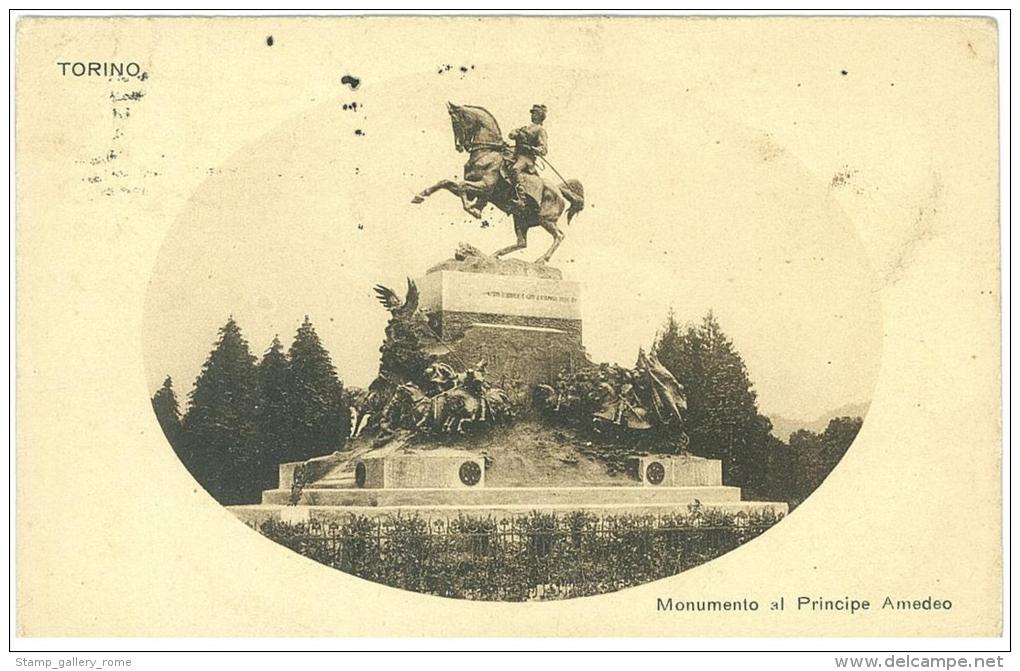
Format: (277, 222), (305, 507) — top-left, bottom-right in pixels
(372, 278), (449, 361)
(373, 278), (419, 320)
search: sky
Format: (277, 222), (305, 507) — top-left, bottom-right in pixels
(143, 65), (883, 421)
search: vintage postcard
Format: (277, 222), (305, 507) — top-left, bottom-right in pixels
(13, 15), (1002, 639)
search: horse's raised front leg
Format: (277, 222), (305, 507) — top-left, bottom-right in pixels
(459, 179), (492, 219)
(465, 197), (488, 220)
(412, 179), (461, 204)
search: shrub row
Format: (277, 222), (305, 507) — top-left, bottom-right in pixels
(257, 504), (783, 600)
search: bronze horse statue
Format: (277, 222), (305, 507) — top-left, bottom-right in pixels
(412, 103), (585, 264)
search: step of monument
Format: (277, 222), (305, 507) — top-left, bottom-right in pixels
(232, 500), (788, 526)
(261, 485), (743, 507)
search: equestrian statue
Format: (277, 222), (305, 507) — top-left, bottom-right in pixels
(412, 103), (585, 265)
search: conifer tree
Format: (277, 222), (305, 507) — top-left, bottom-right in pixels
(286, 316), (349, 460)
(182, 317), (260, 504)
(151, 375), (183, 454)
(256, 336), (292, 489)
(652, 311), (773, 490)
(787, 416), (862, 504)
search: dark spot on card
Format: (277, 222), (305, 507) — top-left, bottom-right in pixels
(111, 91), (144, 102)
(341, 74), (361, 90)
(342, 102), (360, 111)
(840, 70), (848, 76)
(354, 129), (365, 136)
(830, 166), (859, 188)
(266, 35), (274, 46)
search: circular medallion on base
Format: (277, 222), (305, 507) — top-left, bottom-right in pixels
(459, 461), (481, 486)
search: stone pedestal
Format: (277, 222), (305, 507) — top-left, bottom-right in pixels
(631, 455), (723, 487)
(255, 451), (787, 517)
(355, 450), (485, 489)
(417, 266), (587, 390)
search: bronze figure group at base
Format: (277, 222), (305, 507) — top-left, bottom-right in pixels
(347, 275), (689, 450)
(345, 279), (517, 439)
(358, 361), (515, 439)
(533, 352), (691, 451)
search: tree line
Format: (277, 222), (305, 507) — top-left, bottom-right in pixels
(151, 309), (861, 508)
(650, 310), (862, 506)
(151, 316), (349, 505)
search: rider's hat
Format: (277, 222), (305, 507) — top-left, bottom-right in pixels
(531, 104), (548, 114)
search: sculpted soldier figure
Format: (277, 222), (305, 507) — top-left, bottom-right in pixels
(507, 104), (549, 212)
(424, 358), (458, 394)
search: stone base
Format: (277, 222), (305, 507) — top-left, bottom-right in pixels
(262, 484), (742, 506)
(260, 439), (789, 528)
(232, 500), (788, 526)
(356, 450), (484, 489)
(631, 455), (723, 487)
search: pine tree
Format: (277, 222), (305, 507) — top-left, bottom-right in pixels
(181, 317), (260, 504)
(761, 434), (797, 503)
(652, 311), (773, 490)
(256, 336), (292, 490)
(151, 376), (183, 454)
(786, 416), (862, 504)
(286, 316), (349, 460)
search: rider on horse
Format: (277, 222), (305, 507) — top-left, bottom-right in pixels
(507, 104), (548, 212)
(413, 102), (584, 265)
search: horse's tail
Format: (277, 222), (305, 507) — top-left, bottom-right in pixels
(560, 179), (585, 224)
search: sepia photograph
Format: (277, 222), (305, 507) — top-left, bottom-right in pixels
(10, 9), (1007, 658)
(142, 90), (876, 600)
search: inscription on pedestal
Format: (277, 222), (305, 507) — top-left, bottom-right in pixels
(419, 270), (581, 321)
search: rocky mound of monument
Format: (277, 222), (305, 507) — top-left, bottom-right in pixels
(427, 243), (564, 280)
(275, 418), (639, 497)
